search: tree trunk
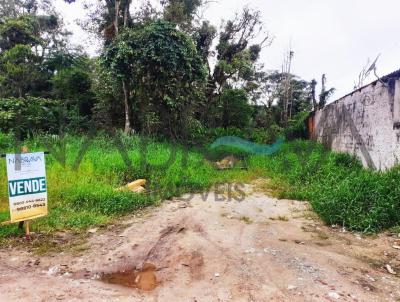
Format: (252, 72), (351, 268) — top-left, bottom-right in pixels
(123, 0), (131, 28)
(122, 80), (132, 134)
(114, 0), (120, 36)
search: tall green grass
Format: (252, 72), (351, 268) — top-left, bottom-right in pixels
(249, 140), (400, 233)
(0, 133), (256, 238)
(0, 134), (399, 237)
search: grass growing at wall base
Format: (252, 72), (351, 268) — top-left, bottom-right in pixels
(249, 140), (400, 233)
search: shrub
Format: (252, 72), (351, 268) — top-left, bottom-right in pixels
(220, 88), (253, 128)
(0, 97), (60, 135)
(285, 111), (309, 140)
(0, 132), (13, 151)
(189, 126), (284, 147)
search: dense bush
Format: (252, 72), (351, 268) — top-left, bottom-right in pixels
(0, 97), (60, 135)
(0, 96), (93, 135)
(284, 111), (309, 140)
(188, 126), (284, 147)
(0, 132), (13, 151)
(102, 20), (207, 138)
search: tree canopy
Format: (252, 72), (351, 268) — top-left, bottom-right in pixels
(0, 0), (330, 141)
(102, 20), (206, 137)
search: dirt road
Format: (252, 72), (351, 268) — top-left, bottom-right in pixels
(1, 182), (400, 301)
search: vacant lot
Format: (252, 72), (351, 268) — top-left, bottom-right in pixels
(1, 183), (399, 302)
(2, 135), (400, 240)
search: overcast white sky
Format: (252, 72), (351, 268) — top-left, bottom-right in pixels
(55, 0), (400, 101)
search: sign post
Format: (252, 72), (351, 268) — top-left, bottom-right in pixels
(5, 151), (48, 240)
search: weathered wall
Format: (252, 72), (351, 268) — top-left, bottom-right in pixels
(308, 70), (400, 170)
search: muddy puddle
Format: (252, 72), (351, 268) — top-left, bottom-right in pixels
(100, 263), (158, 291)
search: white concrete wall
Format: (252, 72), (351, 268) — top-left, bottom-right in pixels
(311, 77), (400, 170)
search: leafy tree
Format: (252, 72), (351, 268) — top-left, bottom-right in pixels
(0, 2), (93, 133)
(0, 0), (52, 20)
(102, 20), (206, 137)
(0, 44), (40, 97)
(257, 71), (312, 125)
(91, 60), (124, 130)
(64, 0), (133, 44)
(161, 0), (202, 31)
(193, 8), (270, 127)
(0, 15), (40, 52)
(193, 21), (217, 73)
(0, 1), (69, 55)
(0, 3), (74, 97)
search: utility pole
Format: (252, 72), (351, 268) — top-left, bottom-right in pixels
(311, 79), (317, 111)
(281, 49), (294, 127)
(319, 74), (326, 109)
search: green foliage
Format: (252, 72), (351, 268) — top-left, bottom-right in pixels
(194, 21), (217, 62)
(0, 132), (13, 151)
(0, 15), (41, 51)
(52, 68), (91, 101)
(162, 0), (202, 30)
(104, 20), (206, 101)
(220, 88), (252, 128)
(51, 55), (94, 122)
(0, 133), (399, 237)
(0, 44), (40, 97)
(0, 14), (94, 131)
(254, 71), (313, 128)
(0, 97), (60, 134)
(188, 126), (283, 146)
(65, 184), (152, 215)
(284, 111), (309, 140)
(251, 125), (283, 144)
(203, 8), (268, 128)
(91, 61), (124, 129)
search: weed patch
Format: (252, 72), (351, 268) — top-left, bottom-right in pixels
(249, 140), (400, 233)
(0, 135), (399, 238)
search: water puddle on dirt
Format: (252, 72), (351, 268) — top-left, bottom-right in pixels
(100, 263), (158, 291)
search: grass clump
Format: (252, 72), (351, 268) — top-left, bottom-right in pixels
(249, 140), (400, 233)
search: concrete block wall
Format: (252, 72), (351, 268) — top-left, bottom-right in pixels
(308, 70), (400, 170)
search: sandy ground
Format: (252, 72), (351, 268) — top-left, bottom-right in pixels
(1, 182), (400, 302)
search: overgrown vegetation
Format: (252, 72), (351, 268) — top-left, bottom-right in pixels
(0, 133), (259, 238)
(0, 0), (323, 138)
(1, 134), (400, 237)
(250, 141), (400, 233)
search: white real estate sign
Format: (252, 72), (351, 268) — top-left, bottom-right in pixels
(6, 152), (48, 223)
